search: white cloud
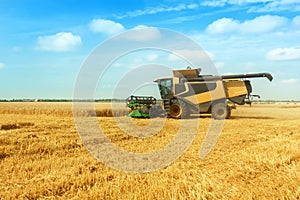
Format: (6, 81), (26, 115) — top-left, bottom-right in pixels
(231, 0), (271, 4)
(240, 15), (287, 33)
(207, 18), (240, 34)
(207, 15), (288, 34)
(187, 3), (199, 9)
(37, 32), (82, 52)
(281, 78), (298, 83)
(200, 0), (227, 7)
(146, 54), (159, 62)
(214, 62), (225, 69)
(133, 25), (151, 29)
(167, 49), (213, 64)
(266, 47), (300, 61)
(12, 46), (22, 52)
(119, 27), (161, 42)
(248, 0), (300, 12)
(292, 16), (300, 27)
(168, 53), (181, 61)
(89, 19), (125, 35)
(0, 62), (5, 69)
(115, 3), (199, 18)
(201, 0), (300, 12)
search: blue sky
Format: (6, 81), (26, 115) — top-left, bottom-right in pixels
(1, 0), (300, 100)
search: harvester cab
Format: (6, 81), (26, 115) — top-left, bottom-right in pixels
(127, 67), (273, 119)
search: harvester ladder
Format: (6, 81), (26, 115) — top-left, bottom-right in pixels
(163, 99), (170, 115)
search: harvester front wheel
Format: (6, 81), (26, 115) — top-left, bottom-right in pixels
(211, 103), (231, 120)
(169, 101), (189, 119)
(170, 103), (182, 119)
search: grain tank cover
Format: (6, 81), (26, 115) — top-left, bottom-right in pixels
(173, 68), (201, 78)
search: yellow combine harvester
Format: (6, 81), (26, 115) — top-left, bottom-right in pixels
(127, 67), (273, 119)
(156, 68), (273, 119)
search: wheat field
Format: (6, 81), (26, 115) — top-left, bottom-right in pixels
(0, 102), (299, 199)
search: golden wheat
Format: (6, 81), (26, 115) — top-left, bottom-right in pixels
(0, 102), (299, 199)
(0, 102), (129, 117)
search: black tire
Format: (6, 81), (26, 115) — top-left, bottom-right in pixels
(211, 103), (231, 120)
(170, 103), (182, 119)
(169, 100), (190, 119)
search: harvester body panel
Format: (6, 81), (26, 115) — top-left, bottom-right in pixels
(182, 80), (226, 105)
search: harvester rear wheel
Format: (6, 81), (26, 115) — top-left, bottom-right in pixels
(211, 103), (231, 120)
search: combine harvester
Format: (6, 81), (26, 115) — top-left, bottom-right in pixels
(126, 67), (273, 119)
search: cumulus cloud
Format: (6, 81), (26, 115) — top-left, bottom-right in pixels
(0, 62), (5, 69)
(266, 47), (300, 61)
(240, 15), (288, 33)
(37, 32), (82, 52)
(89, 19), (125, 35)
(206, 18), (240, 34)
(207, 15), (287, 34)
(281, 78), (298, 83)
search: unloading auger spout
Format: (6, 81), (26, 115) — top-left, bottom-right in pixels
(186, 73), (273, 82)
(221, 73), (273, 82)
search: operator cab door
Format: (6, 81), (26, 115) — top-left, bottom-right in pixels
(156, 78), (173, 100)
